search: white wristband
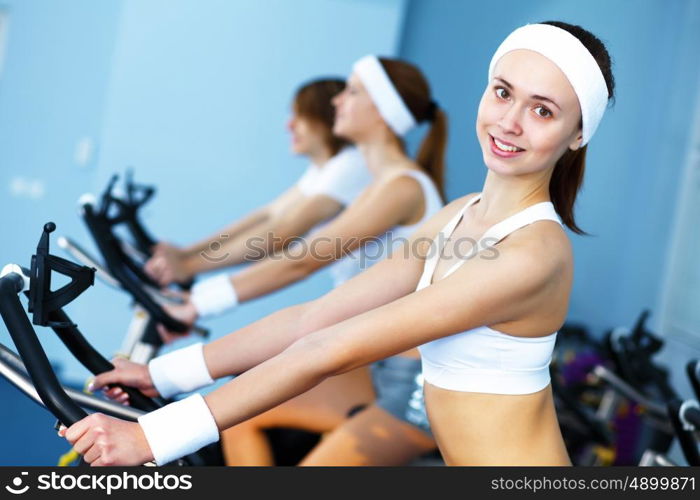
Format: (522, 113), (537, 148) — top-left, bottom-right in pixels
(190, 274), (239, 317)
(148, 343), (214, 399)
(138, 394), (220, 466)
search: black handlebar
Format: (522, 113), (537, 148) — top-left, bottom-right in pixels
(603, 311), (700, 465)
(81, 203), (190, 334)
(607, 310), (668, 396)
(28, 223), (95, 328)
(98, 173), (157, 256)
(667, 399), (700, 466)
(96, 172), (193, 290)
(687, 360), (700, 401)
(7, 222), (161, 413)
(0, 274), (87, 427)
(123, 170), (158, 255)
(682, 404), (700, 430)
(47, 309), (160, 412)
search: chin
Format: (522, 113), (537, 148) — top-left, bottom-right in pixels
(481, 149), (521, 176)
(332, 125), (346, 139)
(333, 122), (356, 142)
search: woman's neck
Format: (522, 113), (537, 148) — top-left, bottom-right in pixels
(474, 169), (553, 224)
(308, 145), (333, 167)
(356, 130), (410, 176)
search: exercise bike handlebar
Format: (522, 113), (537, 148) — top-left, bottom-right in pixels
(95, 173), (194, 289)
(666, 398), (700, 466)
(591, 364), (667, 418)
(99, 173), (157, 255)
(687, 359), (700, 401)
(81, 201), (198, 335)
(679, 400), (700, 431)
(0, 272), (87, 426)
(46, 307), (161, 412)
(0, 343), (145, 421)
(57, 235), (206, 328)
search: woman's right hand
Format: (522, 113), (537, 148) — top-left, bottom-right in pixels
(154, 300), (199, 345)
(145, 242), (187, 286)
(90, 358), (160, 403)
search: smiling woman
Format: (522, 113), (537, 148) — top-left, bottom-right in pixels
(478, 21), (615, 235)
(59, 21), (616, 466)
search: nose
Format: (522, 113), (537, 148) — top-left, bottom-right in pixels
(332, 92), (343, 108)
(497, 103), (522, 136)
(287, 117), (295, 131)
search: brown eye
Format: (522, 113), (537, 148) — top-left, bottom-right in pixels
(495, 87), (509, 100)
(534, 105), (552, 118)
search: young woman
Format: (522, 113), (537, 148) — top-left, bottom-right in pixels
(63, 21), (614, 466)
(100, 55), (447, 466)
(144, 78), (371, 287)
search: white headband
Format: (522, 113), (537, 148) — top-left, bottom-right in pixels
(353, 55), (417, 136)
(488, 24), (608, 146)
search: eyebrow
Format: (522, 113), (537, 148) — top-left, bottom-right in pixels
(494, 77), (561, 110)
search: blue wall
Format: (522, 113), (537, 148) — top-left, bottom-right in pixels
(399, 0), (700, 339)
(0, 0), (125, 386)
(0, 0), (124, 465)
(0, 0), (406, 464)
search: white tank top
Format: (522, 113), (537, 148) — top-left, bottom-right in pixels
(417, 193), (563, 395)
(296, 147), (370, 206)
(330, 169), (444, 287)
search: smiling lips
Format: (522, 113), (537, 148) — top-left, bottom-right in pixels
(489, 134), (525, 158)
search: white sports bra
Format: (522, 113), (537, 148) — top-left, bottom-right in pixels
(417, 193), (563, 395)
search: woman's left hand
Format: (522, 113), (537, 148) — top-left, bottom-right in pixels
(60, 413), (154, 466)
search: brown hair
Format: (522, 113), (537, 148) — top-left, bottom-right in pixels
(378, 58), (447, 200)
(294, 78), (350, 156)
(541, 21), (615, 234)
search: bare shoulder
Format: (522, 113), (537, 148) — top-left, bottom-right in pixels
(498, 219), (572, 279)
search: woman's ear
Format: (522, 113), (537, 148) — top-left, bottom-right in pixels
(568, 131), (583, 151)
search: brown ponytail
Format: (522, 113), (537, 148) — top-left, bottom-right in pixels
(416, 108), (447, 200)
(541, 21), (615, 234)
(550, 147), (587, 234)
(378, 58), (447, 200)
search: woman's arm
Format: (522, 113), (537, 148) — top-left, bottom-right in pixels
(180, 193), (343, 275)
(146, 187), (303, 284)
(230, 174), (427, 303)
(178, 207), (270, 258)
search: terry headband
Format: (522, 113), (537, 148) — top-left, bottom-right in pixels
(488, 24), (608, 145)
(353, 55), (417, 136)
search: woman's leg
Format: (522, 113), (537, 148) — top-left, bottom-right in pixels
(299, 404), (436, 466)
(221, 367), (375, 465)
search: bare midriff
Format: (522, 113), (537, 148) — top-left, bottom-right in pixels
(424, 382), (571, 465)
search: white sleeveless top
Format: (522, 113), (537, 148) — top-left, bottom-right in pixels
(330, 169), (444, 286)
(296, 147), (370, 206)
(417, 193), (563, 395)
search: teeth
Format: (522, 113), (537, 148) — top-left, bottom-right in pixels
(494, 137), (521, 152)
